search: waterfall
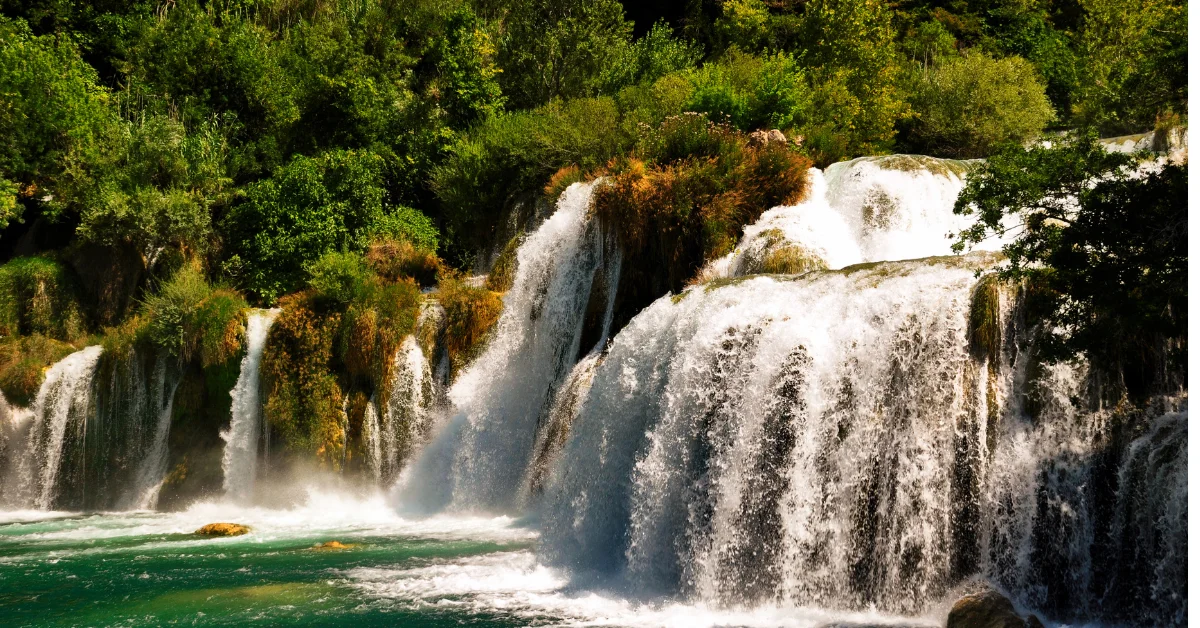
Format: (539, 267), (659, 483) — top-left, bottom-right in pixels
(396, 181), (619, 513)
(221, 309), (279, 503)
(86, 349), (183, 511)
(373, 336), (435, 484)
(536, 256), (1186, 622)
(706, 155), (1010, 280)
(129, 356), (182, 510)
(5, 346), (103, 510)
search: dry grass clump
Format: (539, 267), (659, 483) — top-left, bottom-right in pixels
(366, 238), (442, 288)
(593, 116), (812, 295)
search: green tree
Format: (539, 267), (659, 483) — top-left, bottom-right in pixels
(224, 149), (418, 301)
(954, 133), (1186, 392)
(496, 0), (633, 108)
(0, 17), (113, 228)
(903, 50), (1055, 158)
(1073, 0), (1186, 132)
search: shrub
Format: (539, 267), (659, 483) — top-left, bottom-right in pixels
(0, 256), (87, 341)
(140, 265), (247, 365)
(0, 335), (77, 407)
(308, 252), (376, 307)
(223, 149), (408, 301)
(366, 238), (443, 288)
(437, 275), (503, 376)
(904, 51), (1055, 158)
(369, 205), (440, 253)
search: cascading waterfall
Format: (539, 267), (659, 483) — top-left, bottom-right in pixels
(5, 346), (103, 510)
(705, 155), (1009, 279)
(91, 350), (182, 511)
(221, 309), (279, 503)
(371, 336), (436, 484)
(396, 181), (620, 512)
(536, 254), (1186, 622)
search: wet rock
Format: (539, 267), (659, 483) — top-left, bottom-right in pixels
(749, 129), (789, 147)
(312, 540), (354, 550)
(195, 522), (251, 537)
(946, 590), (1029, 628)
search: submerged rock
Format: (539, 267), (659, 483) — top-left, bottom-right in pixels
(946, 590), (1037, 628)
(195, 522), (251, 537)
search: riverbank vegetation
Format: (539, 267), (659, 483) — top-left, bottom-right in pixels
(0, 0), (1186, 437)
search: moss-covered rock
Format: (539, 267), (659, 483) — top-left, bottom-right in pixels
(0, 255), (87, 342)
(485, 234), (522, 292)
(969, 274), (1002, 364)
(0, 335), (78, 407)
(196, 523), (251, 537)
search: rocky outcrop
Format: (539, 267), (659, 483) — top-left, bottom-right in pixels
(947, 590), (1041, 628)
(195, 522), (251, 536)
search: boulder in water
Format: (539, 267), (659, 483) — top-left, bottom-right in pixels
(311, 540), (354, 550)
(946, 590), (1035, 628)
(196, 523), (251, 537)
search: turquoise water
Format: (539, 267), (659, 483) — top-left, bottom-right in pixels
(0, 491), (931, 628)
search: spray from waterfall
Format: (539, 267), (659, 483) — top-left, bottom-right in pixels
(221, 309), (279, 503)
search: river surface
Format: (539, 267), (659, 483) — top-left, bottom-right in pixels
(0, 490), (937, 627)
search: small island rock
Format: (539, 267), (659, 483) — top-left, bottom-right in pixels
(195, 523), (251, 537)
(312, 540), (354, 550)
(946, 590), (1032, 628)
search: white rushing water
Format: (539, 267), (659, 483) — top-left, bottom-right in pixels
(536, 256), (1186, 621)
(6, 346), (103, 510)
(370, 335), (435, 484)
(221, 309), (280, 503)
(704, 155), (1013, 279)
(129, 356), (182, 510)
(397, 181), (620, 513)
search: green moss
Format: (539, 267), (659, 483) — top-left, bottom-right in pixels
(262, 292), (346, 467)
(261, 251), (422, 470)
(0, 255), (87, 342)
(436, 275), (503, 376)
(969, 274), (1002, 364)
(485, 234), (522, 293)
(0, 335), (77, 407)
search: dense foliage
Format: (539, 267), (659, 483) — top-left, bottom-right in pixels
(954, 133), (1186, 394)
(1, 0), (1184, 294)
(0, 0), (1186, 420)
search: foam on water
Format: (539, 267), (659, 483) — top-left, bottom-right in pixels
(348, 550), (935, 627)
